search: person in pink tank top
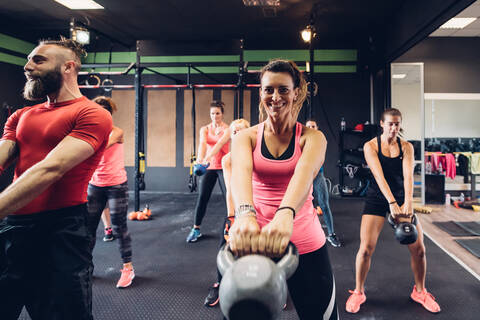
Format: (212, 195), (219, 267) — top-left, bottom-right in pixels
(228, 59), (338, 319)
(186, 101), (229, 242)
(86, 96), (135, 289)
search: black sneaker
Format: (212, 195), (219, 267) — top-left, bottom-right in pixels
(103, 228), (114, 242)
(204, 282), (219, 307)
(327, 233), (342, 247)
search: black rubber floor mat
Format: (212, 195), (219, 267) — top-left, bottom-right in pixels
(455, 238), (480, 258)
(433, 221), (474, 236)
(454, 221), (480, 236)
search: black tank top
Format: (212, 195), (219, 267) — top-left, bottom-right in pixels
(367, 135), (404, 198)
(261, 127), (295, 160)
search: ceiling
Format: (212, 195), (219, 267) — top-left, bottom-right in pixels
(0, 0), (404, 50)
(430, 0), (480, 37)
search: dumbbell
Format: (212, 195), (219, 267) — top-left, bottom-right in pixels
(216, 243), (299, 320)
(387, 213), (418, 245)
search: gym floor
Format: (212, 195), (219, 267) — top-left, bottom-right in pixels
(19, 193), (480, 320)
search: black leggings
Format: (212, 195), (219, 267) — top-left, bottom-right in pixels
(287, 245), (338, 320)
(87, 182), (132, 263)
(193, 169), (226, 226)
(0, 205), (93, 320)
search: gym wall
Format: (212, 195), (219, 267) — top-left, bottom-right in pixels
(0, 34), (370, 193)
(395, 37), (480, 139)
(81, 72), (369, 192)
(395, 37), (480, 93)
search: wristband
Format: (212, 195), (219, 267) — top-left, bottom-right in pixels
(275, 206), (296, 218)
(389, 201), (397, 205)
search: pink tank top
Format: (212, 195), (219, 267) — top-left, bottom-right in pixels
(90, 142), (127, 187)
(252, 122), (326, 254)
(205, 123), (229, 170)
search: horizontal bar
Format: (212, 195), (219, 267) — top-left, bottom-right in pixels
(79, 85), (135, 89)
(79, 71), (125, 76)
(79, 84), (262, 89)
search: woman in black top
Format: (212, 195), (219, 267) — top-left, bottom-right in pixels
(346, 108), (441, 314)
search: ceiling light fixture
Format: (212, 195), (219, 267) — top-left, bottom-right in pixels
(54, 0), (104, 10)
(392, 74), (407, 79)
(301, 25), (315, 43)
(70, 18), (90, 45)
(440, 17), (477, 29)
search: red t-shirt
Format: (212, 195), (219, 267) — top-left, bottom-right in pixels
(1, 96), (112, 215)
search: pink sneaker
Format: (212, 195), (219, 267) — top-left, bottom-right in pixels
(410, 285), (441, 313)
(346, 289), (366, 313)
(116, 268), (135, 288)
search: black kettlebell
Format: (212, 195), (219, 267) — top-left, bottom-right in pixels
(387, 214), (418, 245)
(216, 243), (299, 320)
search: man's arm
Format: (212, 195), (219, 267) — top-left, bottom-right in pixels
(0, 140), (18, 172)
(0, 136), (96, 219)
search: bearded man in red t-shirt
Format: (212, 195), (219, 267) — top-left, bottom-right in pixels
(0, 37), (112, 320)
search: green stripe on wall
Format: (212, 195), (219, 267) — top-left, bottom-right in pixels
(314, 50), (357, 61)
(83, 52), (136, 63)
(244, 50), (308, 62)
(83, 50), (357, 64)
(314, 65), (357, 73)
(141, 55), (240, 63)
(0, 52), (27, 66)
(0, 33), (35, 55)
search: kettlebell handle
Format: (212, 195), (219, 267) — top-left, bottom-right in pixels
(216, 243), (299, 279)
(388, 213), (417, 226)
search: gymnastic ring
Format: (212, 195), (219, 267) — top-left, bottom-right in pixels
(85, 74), (100, 86)
(102, 78), (114, 92)
(306, 82), (318, 97)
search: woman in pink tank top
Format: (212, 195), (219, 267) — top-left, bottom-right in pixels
(228, 60), (338, 319)
(86, 96), (135, 289)
(186, 101), (229, 243)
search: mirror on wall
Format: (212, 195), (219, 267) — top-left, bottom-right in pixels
(390, 63), (425, 203)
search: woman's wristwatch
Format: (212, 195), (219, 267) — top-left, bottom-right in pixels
(234, 204), (257, 219)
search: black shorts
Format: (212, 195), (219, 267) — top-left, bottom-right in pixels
(363, 195), (404, 218)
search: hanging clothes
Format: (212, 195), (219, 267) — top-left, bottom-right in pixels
(471, 153), (480, 174)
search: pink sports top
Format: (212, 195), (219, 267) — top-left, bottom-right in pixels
(205, 123), (229, 170)
(90, 142), (127, 187)
(252, 121), (326, 254)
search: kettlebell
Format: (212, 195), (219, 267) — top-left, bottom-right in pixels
(193, 163), (210, 176)
(387, 214), (418, 245)
(217, 243), (299, 320)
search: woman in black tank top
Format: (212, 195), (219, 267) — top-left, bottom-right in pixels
(346, 108), (441, 314)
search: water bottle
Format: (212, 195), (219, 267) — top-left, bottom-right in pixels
(445, 193), (451, 205)
(460, 192), (465, 203)
(340, 117), (346, 131)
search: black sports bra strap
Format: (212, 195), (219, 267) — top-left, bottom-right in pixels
(377, 135), (382, 155)
(397, 137), (403, 158)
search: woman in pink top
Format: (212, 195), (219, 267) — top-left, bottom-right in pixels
(186, 101), (230, 242)
(229, 59), (337, 319)
(87, 96), (134, 289)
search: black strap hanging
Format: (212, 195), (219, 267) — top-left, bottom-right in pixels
(188, 73), (197, 192)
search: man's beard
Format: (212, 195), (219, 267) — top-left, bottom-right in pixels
(23, 66), (63, 101)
